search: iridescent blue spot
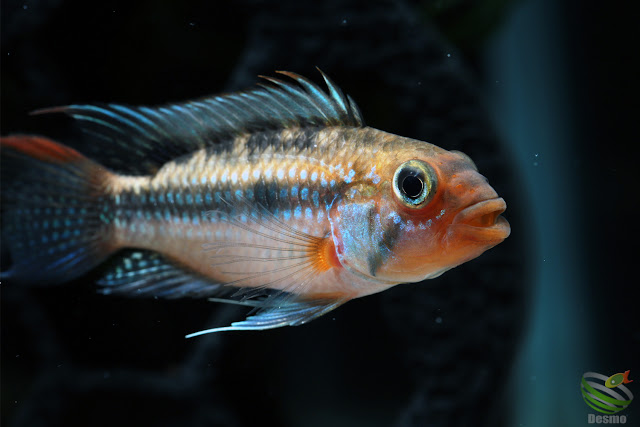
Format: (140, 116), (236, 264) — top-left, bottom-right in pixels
(186, 194), (193, 204)
(205, 193), (212, 205)
(140, 194), (147, 204)
(389, 212), (401, 224)
(301, 188), (309, 200)
(280, 188), (288, 199)
(158, 193), (165, 204)
(164, 210), (171, 221)
(344, 169), (356, 184)
(246, 189), (254, 200)
(192, 213), (200, 225)
(294, 206), (302, 218)
(52, 231), (59, 241)
(215, 192), (222, 204)
(300, 170), (308, 180)
(283, 210), (291, 221)
(64, 219), (72, 227)
(224, 191), (231, 201)
(291, 186), (299, 198)
(42, 235), (49, 244)
(330, 180), (336, 188)
(311, 171), (318, 182)
(67, 207), (76, 215)
(182, 212), (190, 224)
(191, 177), (198, 185)
(305, 207), (312, 219)
(235, 189), (243, 200)
(53, 219), (60, 228)
(145, 211), (152, 220)
(175, 193), (183, 205)
(195, 194), (203, 205)
(289, 167), (297, 179)
(312, 191), (320, 207)
(200, 176), (207, 185)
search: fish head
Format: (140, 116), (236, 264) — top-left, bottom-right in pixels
(328, 141), (510, 287)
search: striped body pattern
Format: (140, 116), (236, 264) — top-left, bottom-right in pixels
(1, 71), (510, 334)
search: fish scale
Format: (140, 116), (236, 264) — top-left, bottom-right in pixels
(1, 70), (510, 334)
(110, 127), (365, 292)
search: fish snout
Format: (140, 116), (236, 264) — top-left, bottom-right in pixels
(449, 197), (511, 242)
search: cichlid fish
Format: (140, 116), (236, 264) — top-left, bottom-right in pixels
(0, 70), (510, 336)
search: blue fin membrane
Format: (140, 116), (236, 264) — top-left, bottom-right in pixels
(1, 135), (114, 284)
(185, 297), (347, 337)
(99, 250), (348, 336)
(35, 70), (364, 175)
(98, 250), (227, 299)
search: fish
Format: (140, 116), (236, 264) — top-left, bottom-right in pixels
(605, 371), (633, 389)
(0, 70), (510, 336)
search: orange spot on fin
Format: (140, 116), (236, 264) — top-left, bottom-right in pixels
(1, 135), (84, 163)
(315, 236), (341, 272)
(623, 370), (633, 384)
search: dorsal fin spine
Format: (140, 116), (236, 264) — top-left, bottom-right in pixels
(35, 70), (364, 175)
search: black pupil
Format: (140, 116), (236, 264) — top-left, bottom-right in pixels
(401, 174), (424, 199)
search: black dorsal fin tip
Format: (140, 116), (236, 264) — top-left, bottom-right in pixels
(30, 70), (364, 175)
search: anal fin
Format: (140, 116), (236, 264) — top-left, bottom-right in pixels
(98, 250), (225, 299)
(185, 296), (347, 337)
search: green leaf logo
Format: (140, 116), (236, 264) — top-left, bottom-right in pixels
(581, 372), (634, 414)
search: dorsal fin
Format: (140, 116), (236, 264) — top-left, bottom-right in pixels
(33, 69), (364, 175)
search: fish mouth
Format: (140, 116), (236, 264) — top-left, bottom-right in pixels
(450, 197), (511, 242)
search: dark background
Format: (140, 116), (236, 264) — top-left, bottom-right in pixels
(1, 0), (638, 426)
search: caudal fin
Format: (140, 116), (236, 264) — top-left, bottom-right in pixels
(1, 135), (116, 284)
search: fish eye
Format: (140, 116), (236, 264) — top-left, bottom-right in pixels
(393, 159), (438, 208)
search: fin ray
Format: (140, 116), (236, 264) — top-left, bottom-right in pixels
(98, 250), (228, 299)
(186, 297), (346, 336)
(1, 135), (115, 284)
(34, 70), (363, 174)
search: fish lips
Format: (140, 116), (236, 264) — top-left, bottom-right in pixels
(449, 197), (511, 243)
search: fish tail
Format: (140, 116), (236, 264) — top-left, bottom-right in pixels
(1, 135), (116, 284)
